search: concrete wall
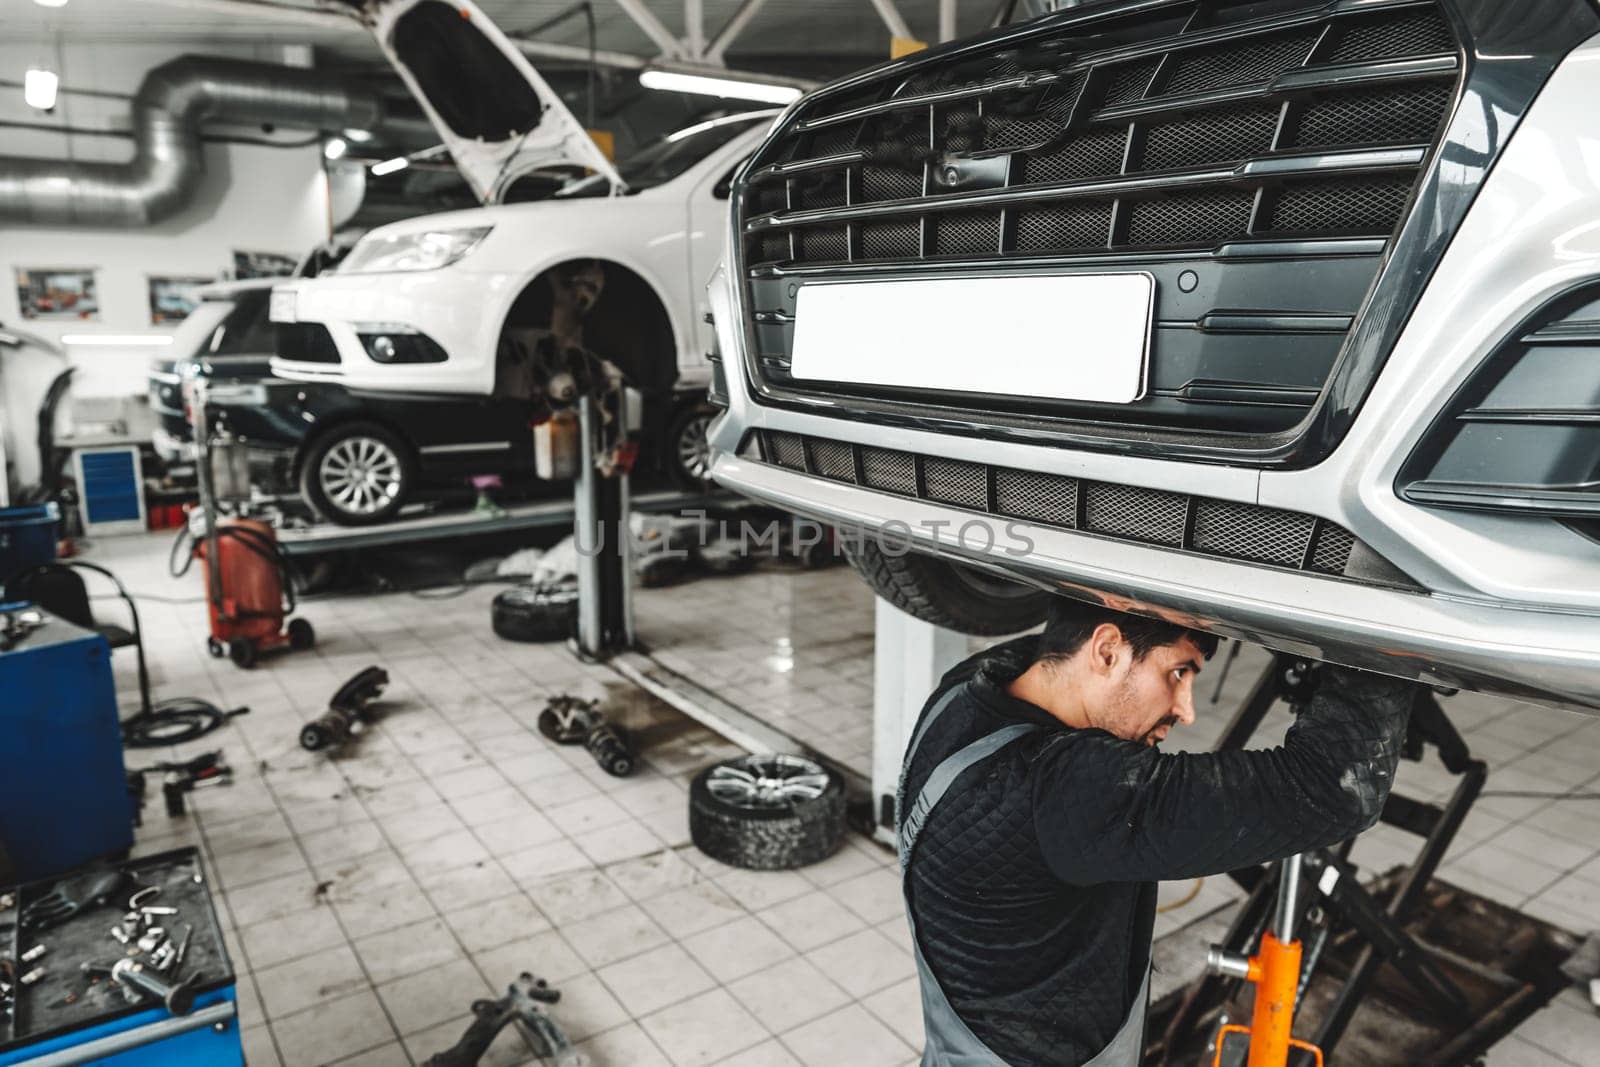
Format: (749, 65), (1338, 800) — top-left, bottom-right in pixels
(0, 41), (331, 490)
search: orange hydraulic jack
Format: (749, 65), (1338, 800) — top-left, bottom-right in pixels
(1208, 855), (1324, 1067)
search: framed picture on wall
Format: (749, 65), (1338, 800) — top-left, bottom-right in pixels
(231, 250), (297, 279)
(148, 275), (214, 324)
(15, 268), (99, 320)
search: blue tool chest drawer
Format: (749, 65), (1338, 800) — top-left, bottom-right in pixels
(0, 848), (241, 1066)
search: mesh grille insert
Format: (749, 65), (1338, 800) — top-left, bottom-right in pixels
(1084, 484), (1188, 546)
(807, 439), (857, 482)
(1141, 104), (1279, 171)
(1193, 500), (1314, 566)
(1014, 202), (1111, 253)
(766, 431), (806, 470)
(924, 459), (987, 507)
(996, 469), (1078, 527)
(1327, 10), (1453, 63)
(1292, 82), (1453, 150)
(1020, 127), (1127, 185)
(752, 433), (1406, 587)
(1269, 177), (1413, 235)
(795, 227), (849, 263)
(860, 164), (922, 203)
(861, 448), (917, 494)
(931, 211), (1001, 257)
(1127, 190), (1253, 246)
(1162, 30), (1317, 95)
(859, 218), (921, 260)
(1310, 524), (1356, 574)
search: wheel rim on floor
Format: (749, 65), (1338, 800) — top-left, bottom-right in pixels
(677, 413), (713, 482)
(319, 436), (402, 517)
(705, 755), (830, 810)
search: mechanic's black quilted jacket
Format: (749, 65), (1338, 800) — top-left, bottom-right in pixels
(903, 638), (1415, 1066)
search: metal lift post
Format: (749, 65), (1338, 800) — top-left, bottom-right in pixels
(573, 392), (634, 659)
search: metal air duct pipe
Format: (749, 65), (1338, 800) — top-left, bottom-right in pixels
(0, 56), (432, 227)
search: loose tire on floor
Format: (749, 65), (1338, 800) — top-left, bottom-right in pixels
(844, 540), (1049, 636)
(491, 584), (577, 643)
(689, 754), (846, 870)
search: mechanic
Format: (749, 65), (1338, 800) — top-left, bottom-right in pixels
(899, 597), (1417, 1066)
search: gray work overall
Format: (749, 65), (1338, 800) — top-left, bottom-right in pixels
(898, 695), (1150, 1067)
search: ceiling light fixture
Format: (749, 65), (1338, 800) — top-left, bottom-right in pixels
(343, 128), (373, 143)
(23, 68), (59, 111)
(323, 137), (348, 161)
(638, 68), (802, 105)
(370, 156), (410, 176)
(61, 335), (173, 346)
(32, 0), (70, 8)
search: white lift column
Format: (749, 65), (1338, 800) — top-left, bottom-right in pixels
(871, 598), (966, 846)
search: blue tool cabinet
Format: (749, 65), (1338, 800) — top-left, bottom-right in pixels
(0, 611), (133, 882)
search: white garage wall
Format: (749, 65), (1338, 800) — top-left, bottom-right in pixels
(0, 41), (331, 489)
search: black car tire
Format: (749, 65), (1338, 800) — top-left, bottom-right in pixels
(491, 585), (578, 643)
(666, 402), (718, 490)
(299, 422), (413, 527)
(845, 540), (1049, 636)
(228, 637), (257, 669)
(287, 617), (316, 651)
(689, 755), (846, 870)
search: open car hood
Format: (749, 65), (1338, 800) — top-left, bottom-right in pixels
(362, 0), (622, 204)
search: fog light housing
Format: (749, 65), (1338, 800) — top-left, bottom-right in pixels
(1399, 283), (1600, 520)
(356, 326), (447, 364)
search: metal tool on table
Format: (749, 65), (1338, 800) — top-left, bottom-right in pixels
(19, 870), (129, 931)
(82, 958), (199, 1016)
(424, 972), (584, 1067)
(300, 665), (388, 752)
(0, 605), (45, 652)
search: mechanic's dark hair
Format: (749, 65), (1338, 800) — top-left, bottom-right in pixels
(1036, 597), (1219, 666)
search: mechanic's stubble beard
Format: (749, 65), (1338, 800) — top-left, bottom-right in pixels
(1105, 671), (1176, 747)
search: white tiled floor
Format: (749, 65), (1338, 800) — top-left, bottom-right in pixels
(73, 533), (1600, 1065)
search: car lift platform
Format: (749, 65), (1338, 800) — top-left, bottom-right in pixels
(274, 489), (737, 556)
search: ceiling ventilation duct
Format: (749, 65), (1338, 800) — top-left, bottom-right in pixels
(0, 56), (433, 227)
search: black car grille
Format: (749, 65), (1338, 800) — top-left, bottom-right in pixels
(735, 0), (1461, 439)
(759, 430), (1413, 586)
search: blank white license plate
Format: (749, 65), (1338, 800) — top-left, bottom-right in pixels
(789, 273), (1154, 405)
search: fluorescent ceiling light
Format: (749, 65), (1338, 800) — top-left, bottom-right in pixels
(24, 69), (59, 111)
(323, 137), (348, 161)
(371, 156), (409, 176)
(33, 0), (70, 7)
(342, 128), (373, 143)
(639, 69), (801, 105)
(62, 335), (173, 346)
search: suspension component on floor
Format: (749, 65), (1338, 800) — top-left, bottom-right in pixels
(300, 665), (389, 752)
(536, 695), (601, 745)
(583, 722), (634, 778)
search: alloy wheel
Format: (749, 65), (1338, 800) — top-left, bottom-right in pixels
(705, 754), (831, 810)
(319, 435), (402, 517)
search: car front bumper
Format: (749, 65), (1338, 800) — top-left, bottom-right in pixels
(708, 33), (1600, 714)
(268, 268), (520, 394)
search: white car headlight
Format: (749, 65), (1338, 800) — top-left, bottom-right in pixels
(338, 226), (493, 274)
